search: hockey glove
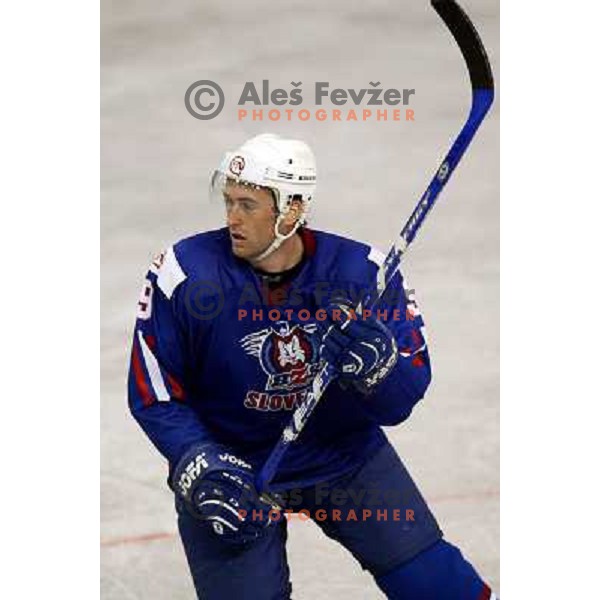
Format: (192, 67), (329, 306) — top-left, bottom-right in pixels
(172, 443), (281, 545)
(319, 301), (398, 392)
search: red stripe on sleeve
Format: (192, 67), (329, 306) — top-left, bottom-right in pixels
(410, 329), (423, 348)
(476, 583), (492, 600)
(167, 374), (186, 401)
(411, 354), (425, 368)
(131, 344), (154, 407)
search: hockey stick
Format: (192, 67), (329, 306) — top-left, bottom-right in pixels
(256, 0), (494, 495)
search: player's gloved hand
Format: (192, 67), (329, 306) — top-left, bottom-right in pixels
(172, 443), (281, 546)
(319, 301), (398, 392)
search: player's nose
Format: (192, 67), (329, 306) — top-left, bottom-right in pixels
(226, 204), (243, 227)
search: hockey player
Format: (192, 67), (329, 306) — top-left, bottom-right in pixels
(128, 133), (496, 599)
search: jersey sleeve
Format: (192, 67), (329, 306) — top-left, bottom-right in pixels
(127, 247), (213, 468)
(359, 249), (432, 425)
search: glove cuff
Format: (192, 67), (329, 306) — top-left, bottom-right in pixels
(172, 443), (254, 503)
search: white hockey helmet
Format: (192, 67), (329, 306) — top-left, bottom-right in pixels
(210, 133), (317, 260)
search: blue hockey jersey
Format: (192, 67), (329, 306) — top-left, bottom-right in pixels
(128, 228), (431, 490)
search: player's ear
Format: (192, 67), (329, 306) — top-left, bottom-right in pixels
(282, 198), (303, 227)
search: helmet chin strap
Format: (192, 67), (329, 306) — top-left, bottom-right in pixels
(253, 213), (302, 264)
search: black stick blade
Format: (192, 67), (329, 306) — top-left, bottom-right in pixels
(431, 0), (494, 91)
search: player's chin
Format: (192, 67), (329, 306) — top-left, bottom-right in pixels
(230, 240), (253, 258)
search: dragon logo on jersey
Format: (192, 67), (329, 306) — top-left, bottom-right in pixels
(240, 321), (321, 392)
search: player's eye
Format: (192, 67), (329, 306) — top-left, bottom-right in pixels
(240, 200), (257, 213)
(223, 195), (257, 215)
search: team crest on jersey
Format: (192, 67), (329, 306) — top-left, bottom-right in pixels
(240, 321), (321, 391)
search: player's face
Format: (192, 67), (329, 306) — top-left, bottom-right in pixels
(224, 182), (278, 260)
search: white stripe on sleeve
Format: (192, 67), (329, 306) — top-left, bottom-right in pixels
(138, 330), (170, 402)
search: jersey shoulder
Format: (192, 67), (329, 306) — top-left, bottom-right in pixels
(172, 228), (231, 276)
(149, 228), (232, 300)
(310, 229), (386, 282)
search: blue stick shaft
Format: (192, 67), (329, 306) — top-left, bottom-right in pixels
(256, 90), (492, 495)
(256, 0), (495, 495)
